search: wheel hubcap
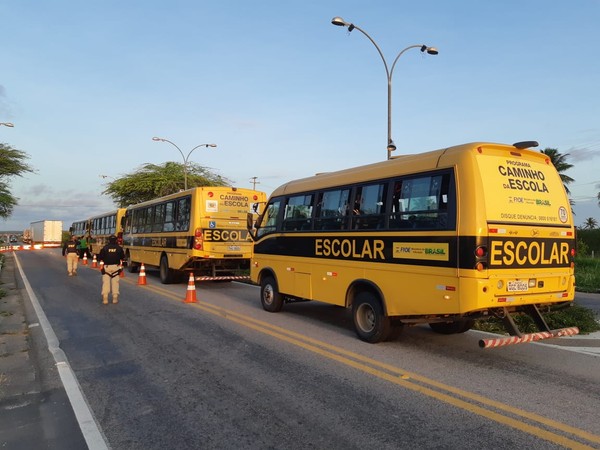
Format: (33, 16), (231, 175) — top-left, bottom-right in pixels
(263, 285), (273, 305)
(357, 304), (375, 332)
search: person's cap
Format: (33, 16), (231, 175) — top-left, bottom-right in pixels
(108, 235), (118, 243)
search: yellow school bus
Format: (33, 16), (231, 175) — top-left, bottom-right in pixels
(70, 208), (126, 254)
(248, 141), (577, 346)
(124, 186), (266, 283)
(89, 209), (127, 253)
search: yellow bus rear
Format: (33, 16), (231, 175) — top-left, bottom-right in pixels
(124, 187), (266, 283)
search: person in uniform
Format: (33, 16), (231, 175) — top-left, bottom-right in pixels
(98, 234), (125, 305)
(62, 235), (79, 276)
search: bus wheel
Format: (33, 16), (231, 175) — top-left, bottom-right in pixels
(260, 276), (283, 312)
(159, 255), (174, 284)
(429, 319), (475, 335)
(126, 252), (138, 273)
(352, 292), (391, 343)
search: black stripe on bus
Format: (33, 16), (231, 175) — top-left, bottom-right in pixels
(254, 235), (574, 270)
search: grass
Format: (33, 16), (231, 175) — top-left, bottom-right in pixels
(574, 257), (600, 293)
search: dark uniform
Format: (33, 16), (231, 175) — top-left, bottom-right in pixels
(98, 235), (125, 304)
(62, 236), (79, 276)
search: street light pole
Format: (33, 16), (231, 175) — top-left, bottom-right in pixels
(331, 17), (438, 160)
(152, 137), (217, 190)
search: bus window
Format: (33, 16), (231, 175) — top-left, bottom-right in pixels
(352, 183), (387, 230)
(315, 188), (350, 231)
(390, 172), (454, 230)
(163, 201), (175, 232)
(257, 199), (281, 237)
(132, 209), (144, 234)
(143, 206), (154, 233)
(176, 197), (191, 231)
(153, 203), (166, 233)
(283, 194), (313, 231)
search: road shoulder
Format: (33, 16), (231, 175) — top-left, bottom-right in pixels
(0, 252), (87, 449)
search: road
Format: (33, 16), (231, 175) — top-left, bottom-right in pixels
(10, 249), (600, 449)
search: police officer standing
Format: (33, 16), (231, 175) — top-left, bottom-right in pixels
(62, 235), (79, 276)
(98, 235), (125, 305)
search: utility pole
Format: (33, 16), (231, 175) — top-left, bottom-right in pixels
(249, 176), (260, 190)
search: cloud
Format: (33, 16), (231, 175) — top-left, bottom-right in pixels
(568, 143), (600, 163)
(19, 184), (110, 208)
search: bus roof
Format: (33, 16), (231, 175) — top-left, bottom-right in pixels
(124, 186), (264, 210)
(272, 142), (542, 196)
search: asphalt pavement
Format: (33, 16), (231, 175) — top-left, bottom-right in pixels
(1, 250), (599, 449)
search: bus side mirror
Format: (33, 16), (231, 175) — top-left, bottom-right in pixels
(247, 213), (258, 241)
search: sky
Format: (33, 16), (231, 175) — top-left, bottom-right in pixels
(1, 0), (599, 231)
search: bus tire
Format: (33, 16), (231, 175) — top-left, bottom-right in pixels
(126, 252), (138, 273)
(260, 275), (283, 312)
(159, 255), (174, 284)
(429, 319), (475, 335)
(352, 291), (391, 343)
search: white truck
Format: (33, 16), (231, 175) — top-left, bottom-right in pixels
(30, 220), (63, 248)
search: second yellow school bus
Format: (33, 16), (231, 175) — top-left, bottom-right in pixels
(70, 208), (127, 254)
(124, 186), (266, 283)
(248, 141), (576, 345)
(89, 208), (127, 253)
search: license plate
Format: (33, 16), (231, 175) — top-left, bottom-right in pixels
(228, 245), (241, 251)
(507, 280), (529, 292)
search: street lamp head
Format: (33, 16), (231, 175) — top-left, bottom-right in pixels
(152, 136), (164, 142)
(0, 122), (14, 127)
(207, 144), (217, 148)
(387, 141), (397, 153)
(331, 16), (349, 27)
(420, 45), (439, 55)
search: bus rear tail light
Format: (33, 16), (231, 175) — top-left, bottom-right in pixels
(475, 246), (487, 258)
(194, 228), (203, 250)
(475, 245), (487, 271)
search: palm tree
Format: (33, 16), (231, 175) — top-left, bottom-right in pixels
(540, 148), (574, 195)
(582, 217), (598, 230)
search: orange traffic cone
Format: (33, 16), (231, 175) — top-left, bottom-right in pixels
(137, 263), (147, 285)
(119, 262), (125, 278)
(82, 253), (88, 265)
(91, 254), (98, 268)
(183, 273), (197, 303)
